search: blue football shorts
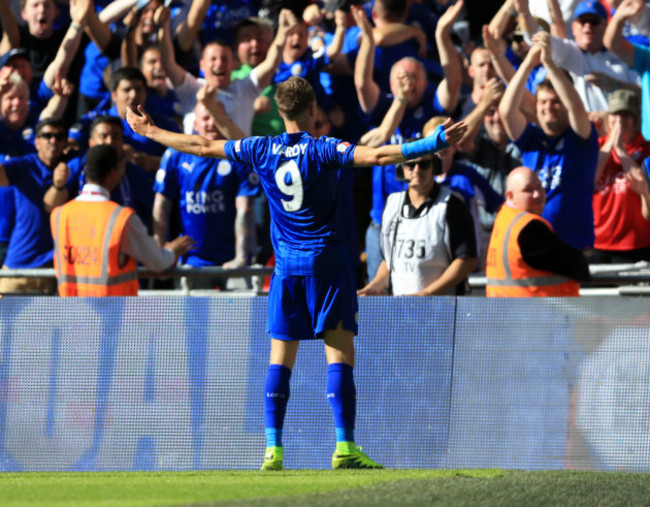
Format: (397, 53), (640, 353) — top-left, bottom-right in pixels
(266, 268), (359, 341)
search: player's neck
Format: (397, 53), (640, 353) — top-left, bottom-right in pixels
(284, 119), (311, 134)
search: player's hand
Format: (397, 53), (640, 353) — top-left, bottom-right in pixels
(442, 118), (468, 147)
(52, 161), (69, 189)
(126, 105), (156, 137)
(165, 235), (196, 258)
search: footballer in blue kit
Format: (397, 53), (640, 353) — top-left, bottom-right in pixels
(127, 76), (467, 471)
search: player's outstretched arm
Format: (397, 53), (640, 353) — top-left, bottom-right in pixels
(127, 106), (228, 158)
(352, 118), (466, 167)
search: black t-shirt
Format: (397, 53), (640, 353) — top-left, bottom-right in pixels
(518, 219), (591, 282)
(19, 25), (67, 88)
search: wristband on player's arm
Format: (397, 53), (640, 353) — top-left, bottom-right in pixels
(400, 125), (448, 160)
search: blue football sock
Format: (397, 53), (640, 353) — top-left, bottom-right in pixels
(264, 364), (292, 448)
(327, 363), (356, 444)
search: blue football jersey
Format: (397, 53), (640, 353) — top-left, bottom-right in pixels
(516, 123), (598, 250)
(2, 154), (55, 268)
(224, 132), (356, 276)
(155, 148), (259, 266)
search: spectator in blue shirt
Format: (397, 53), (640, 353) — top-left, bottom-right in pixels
(0, 118), (70, 294)
(499, 31), (598, 251)
(153, 101), (259, 291)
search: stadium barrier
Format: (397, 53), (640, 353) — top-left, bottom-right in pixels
(1, 262), (650, 295)
(1, 296), (648, 471)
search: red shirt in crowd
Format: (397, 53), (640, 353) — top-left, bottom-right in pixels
(593, 132), (650, 251)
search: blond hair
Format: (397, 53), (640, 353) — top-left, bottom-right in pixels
(422, 116), (447, 137)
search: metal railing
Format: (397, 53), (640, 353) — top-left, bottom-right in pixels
(1, 262), (650, 296)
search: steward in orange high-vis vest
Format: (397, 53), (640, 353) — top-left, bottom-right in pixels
(52, 201), (139, 296)
(49, 145), (195, 296)
(485, 167), (589, 297)
(486, 206), (580, 297)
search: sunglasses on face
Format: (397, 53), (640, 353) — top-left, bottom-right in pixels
(577, 16), (602, 26)
(403, 160), (434, 171)
(37, 132), (66, 141)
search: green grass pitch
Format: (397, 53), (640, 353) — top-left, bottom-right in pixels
(3, 469), (650, 506)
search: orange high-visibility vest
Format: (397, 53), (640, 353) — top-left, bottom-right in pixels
(51, 200), (139, 296)
(485, 205), (580, 297)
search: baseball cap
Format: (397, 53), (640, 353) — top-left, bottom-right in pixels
(573, 1), (608, 20)
(608, 89), (640, 116)
(0, 48), (29, 70)
(135, 0), (177, 11)
(324, 0), (364, 13)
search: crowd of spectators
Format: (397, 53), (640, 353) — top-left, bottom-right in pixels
(1, 0), (649, 295)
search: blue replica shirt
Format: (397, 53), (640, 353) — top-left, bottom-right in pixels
(145, 88), (182, 123)
(2, 154), (56, 267)
(438, 162), (504, 214)
(0, 122), (37, 160)
(69, 104), (181, 153)
(0, 125), (37, 244)
(154, 148), (259, 266)
(224, 132), (356, 275)
(274, 49), (331, 110)
(80, 41), (111, 100)
(366, 84), (446, 224)
(202, 0), (260, 45)
(515, 123), (598, 250)
(344, 14), (421, 92)
(67, 155), (155, 229)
